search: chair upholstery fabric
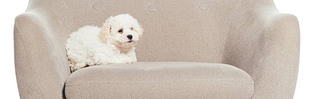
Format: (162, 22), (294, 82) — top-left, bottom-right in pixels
(65, 62), (254, 99)
(14, 0), (300, 99)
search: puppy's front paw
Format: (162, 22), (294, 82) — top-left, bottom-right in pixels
(125, 61), (133, 64)
(125, 59), (136, 64)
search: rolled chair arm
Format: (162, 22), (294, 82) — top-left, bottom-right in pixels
(250, 13), (300, 99)
(14, 11), (70, 99)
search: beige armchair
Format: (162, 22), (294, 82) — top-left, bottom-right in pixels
(14, 0), (300, 99)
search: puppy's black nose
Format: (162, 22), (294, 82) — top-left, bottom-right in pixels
(127, 35), (133, 40)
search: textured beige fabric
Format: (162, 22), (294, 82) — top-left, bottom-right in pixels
(65, 62), (254, 99)
(14, 0), (299, 99)
(14, 11), (70, 99)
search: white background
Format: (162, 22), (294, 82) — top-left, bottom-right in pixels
(0, 0), (319, 98)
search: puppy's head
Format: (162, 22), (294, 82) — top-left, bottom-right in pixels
(100, 14), (143, 49)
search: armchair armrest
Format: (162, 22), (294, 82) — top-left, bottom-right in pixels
(223, 12), (300, 98)
(14, 11), (70, 98)
(252, 13), (300, 99)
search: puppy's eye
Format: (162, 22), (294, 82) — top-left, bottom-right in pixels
(118, 29), (123, 33)
(130, 27), (134, 31)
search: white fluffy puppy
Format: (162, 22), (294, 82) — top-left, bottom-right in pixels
(66, 14), (143, 72)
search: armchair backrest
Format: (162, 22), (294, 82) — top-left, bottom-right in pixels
(26, 0), (277, 65)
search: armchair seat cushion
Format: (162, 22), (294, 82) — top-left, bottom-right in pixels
(65, 62), (254, 99)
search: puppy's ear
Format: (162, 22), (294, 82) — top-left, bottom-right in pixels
(136, 22), (143, 39)
(100, 16), (113, 43)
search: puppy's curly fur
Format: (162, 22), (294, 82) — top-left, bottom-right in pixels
(66, 14), (143, 72)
